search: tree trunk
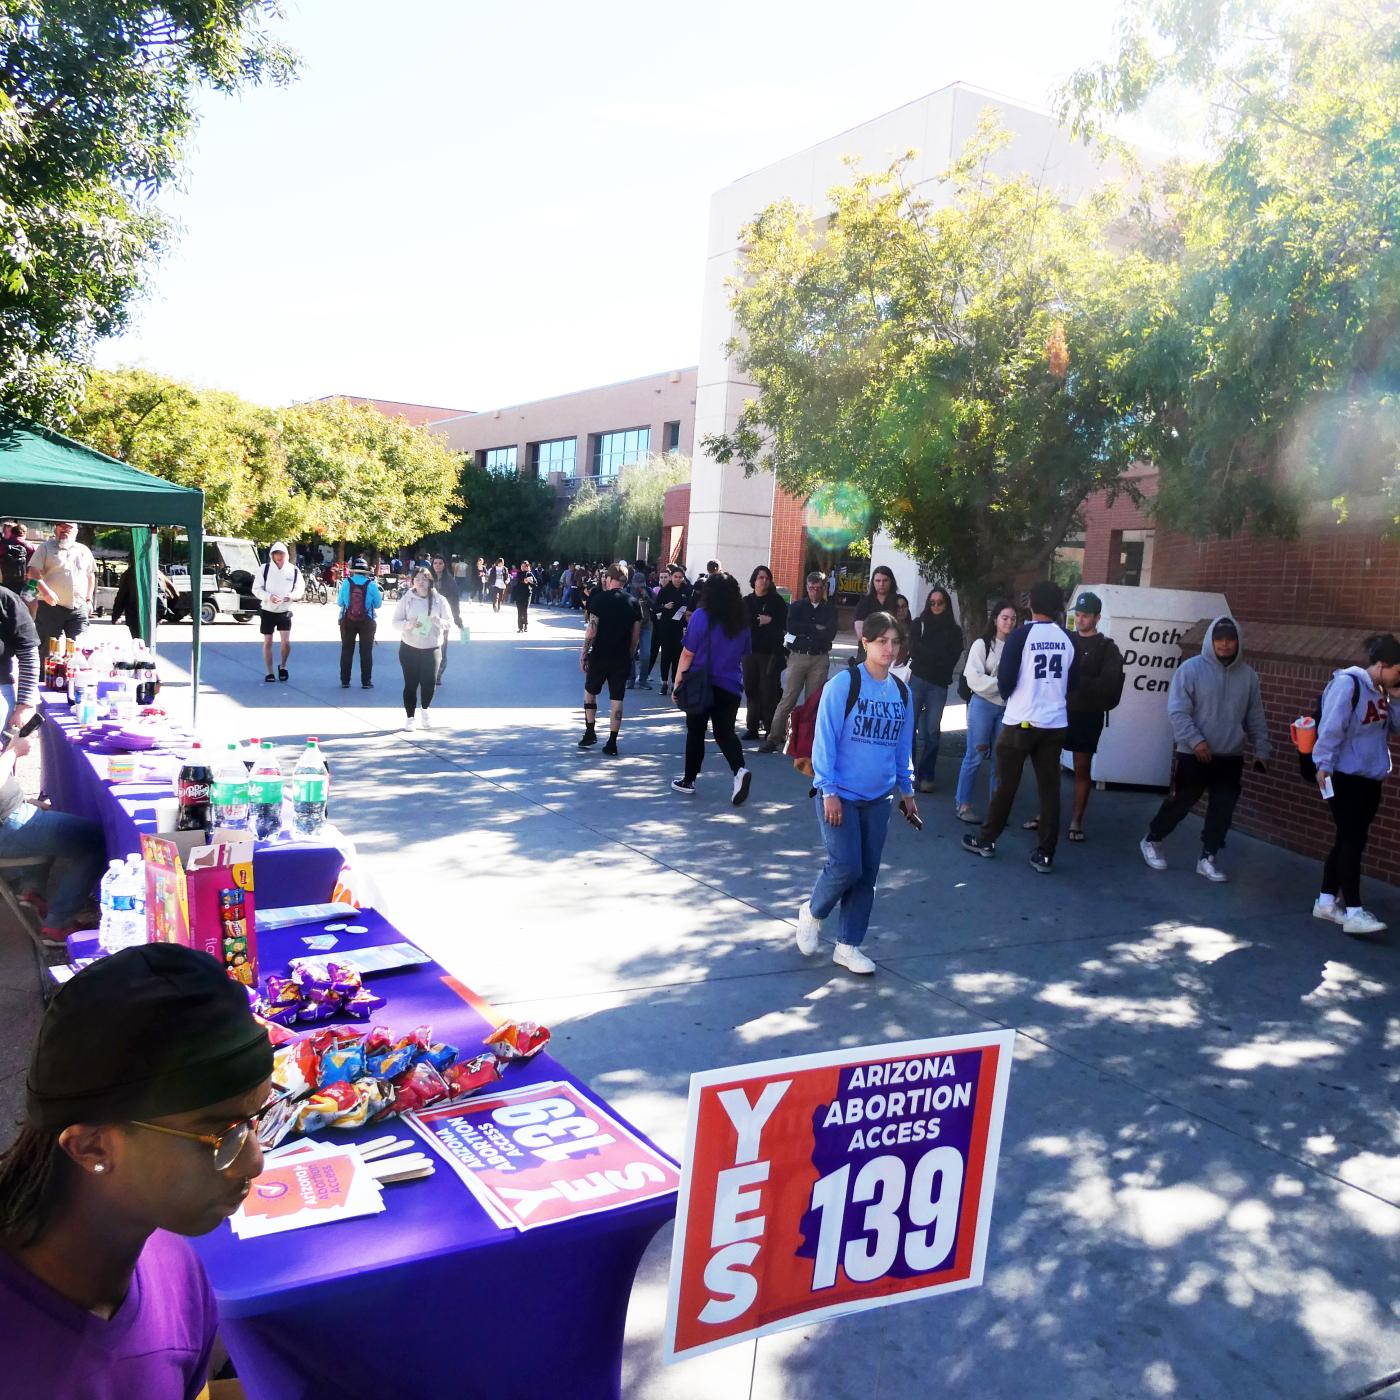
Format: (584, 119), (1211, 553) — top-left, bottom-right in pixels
(955, 582), (991, 647)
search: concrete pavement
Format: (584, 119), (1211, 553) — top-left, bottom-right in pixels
(5, 596), (1398, 1399)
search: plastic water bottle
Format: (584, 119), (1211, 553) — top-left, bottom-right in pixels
(210, 742), (250, 830)
(292, 738), (329, 837)
(99, 859), (140, 953)
(97, 859), (122, 953)
(249, 742), (284, 840)
(116, 855), (146, 949)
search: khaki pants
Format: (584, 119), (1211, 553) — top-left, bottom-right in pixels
(769, 652), (832, 750)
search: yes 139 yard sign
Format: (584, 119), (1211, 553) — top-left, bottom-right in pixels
(663, 1031), (1014, 1361)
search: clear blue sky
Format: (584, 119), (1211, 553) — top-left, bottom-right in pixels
(96, 0), (1130, 412)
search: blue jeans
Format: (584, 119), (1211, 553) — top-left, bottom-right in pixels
(909, 677), (948, 785)
(633, 624), (653, 683)
(0, 803), (107, 926)
(955, 696), (1003, 808)
(808, 793), (893, 948)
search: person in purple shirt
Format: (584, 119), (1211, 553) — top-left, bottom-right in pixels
(671, 571), (754, 804)
(0, 944), (276, 1400)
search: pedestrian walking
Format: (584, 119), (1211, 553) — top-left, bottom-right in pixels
(252, 541), (303, 682)
(762, 571), (837, 755)
(853, 566), (897, 659)
(27, 521), (95, 652)
(490, 557), (509, 612)
(1305, 633), (1400, 936)
(742, 564), (788, 740)
(429, 556), (461, 668)
(1140, 617), (1271, 881)
(795, 609), (917, 976)
(579, 564), (639, 756)
(0, 944), (275, 1397)
(393, 565), (451, 730)
(474, 557), (487, 605)
(337, 556), (381, 688)
(953, 601), (1018, 823)
(1060, 591), (1125, 840)
(907, 586), (962, 793)
(962, 580), (1075, 873)
(671, 572), (753, 803)
(629, 563), (656, 689)
(514, 560), (537, 633)
(653, 565), (691, 695)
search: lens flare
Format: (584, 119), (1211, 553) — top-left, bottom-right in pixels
(806, 482), (872, 550)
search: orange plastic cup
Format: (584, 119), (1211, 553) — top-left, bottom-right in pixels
(1291, 716), (1317, 753)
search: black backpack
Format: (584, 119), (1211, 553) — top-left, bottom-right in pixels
(1298, 674), (1360, 783)
(1, 539), (28, 593)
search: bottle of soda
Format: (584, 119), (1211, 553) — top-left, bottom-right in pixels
(291, 738), (329, 837)
(176, 742), (213, 833)
(210, 742), (250, 830)
(249, 742), (284, 840)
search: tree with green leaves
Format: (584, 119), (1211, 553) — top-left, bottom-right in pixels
(0, 3), (294, 418)
(1061, 0), (1400, 537)
(446, 459), (556, 565)
(704, 118), (1177, 627)
(68, 367), (301, 539)
(553, 453), (688, 564)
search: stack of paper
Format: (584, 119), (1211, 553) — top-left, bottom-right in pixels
(229, 1139), (385, 1239)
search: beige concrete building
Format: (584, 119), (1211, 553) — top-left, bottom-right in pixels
(428, 368), (697, 497)
(689, 81), (1133, 606)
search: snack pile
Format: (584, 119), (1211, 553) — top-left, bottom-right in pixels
(257, 958), (386, 1025)
(259, 1017), (551, 1145)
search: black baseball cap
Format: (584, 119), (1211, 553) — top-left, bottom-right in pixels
(1073, 591), (1102, 615)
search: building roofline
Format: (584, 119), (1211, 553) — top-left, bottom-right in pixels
(430, 367), (698, 425)
(315, 395), (476, 418)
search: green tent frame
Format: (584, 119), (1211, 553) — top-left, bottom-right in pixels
(0, 414), (204, 718)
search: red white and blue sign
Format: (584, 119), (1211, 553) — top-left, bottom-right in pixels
(664, 1031), (1015, 1360)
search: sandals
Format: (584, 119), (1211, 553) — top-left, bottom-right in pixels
(264, 673), (275, 683)
(1021, 817), (1040, 831)
(1068, 827), (1086, 842)
(278, 667), (289, 682)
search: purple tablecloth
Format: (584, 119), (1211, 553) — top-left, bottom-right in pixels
(193, 908), (675, 1400)
(39, 700), (347, 908)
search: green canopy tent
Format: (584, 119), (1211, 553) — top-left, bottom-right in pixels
(0, 415), (204, 717)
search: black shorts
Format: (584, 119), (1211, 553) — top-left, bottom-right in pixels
(259, 609), (292, 635)
(1064, 710), (1105, 755)
(585, 657), (629, 701)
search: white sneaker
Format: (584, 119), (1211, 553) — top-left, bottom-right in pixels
(796, 902), (822, 956)
(401, 716), (417, 732)
(419, 710), (433, 730)
(1196, 855), (1228, 883)
(833, 943), (876, 975)
(1311, 899), (1345, 925)
(1140, 838), (1167, 871)
(732, 768), (752, 806)
(1341, 908), (1387, 937)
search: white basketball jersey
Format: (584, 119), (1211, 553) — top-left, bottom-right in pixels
(1003, 621), (1073, 728)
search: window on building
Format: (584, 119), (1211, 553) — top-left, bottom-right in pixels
(482, 446), (517, 476)
(1112, 529), (1155, 587)
(594, 427), (650, 479)
(530, 438), (576, 479)
(663, 420), (681, 453)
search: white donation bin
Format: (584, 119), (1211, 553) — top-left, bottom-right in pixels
(1064, 584), (1229, 787)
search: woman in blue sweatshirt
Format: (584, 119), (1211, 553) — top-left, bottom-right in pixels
(1311, 633), (1400, 937)
(795, 611), (917, 975)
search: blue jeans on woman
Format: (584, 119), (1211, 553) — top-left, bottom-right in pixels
(632, 622), (654, 685)
(909, 677), (948, 786)
(0, 802), (106, 927)
(808, 793), (893, 948)
(954, 696), (1004, 809)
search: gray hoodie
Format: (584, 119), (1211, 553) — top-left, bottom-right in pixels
(1166, 617), (1272, 759)
(1311, 665), (1400, 780)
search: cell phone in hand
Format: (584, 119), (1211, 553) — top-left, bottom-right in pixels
(1320, 775), (1334, 800)
(903, 807), (923, 831)
(2, 712), (43, 749)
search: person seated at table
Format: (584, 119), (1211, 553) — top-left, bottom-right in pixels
(0, 943), (275, 1399)
(0, 729), (105, 939)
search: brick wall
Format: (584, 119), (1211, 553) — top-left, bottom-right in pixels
(1176, 623), (1400, 888)
(663, 484), (690, 566)
(769, 486), (808, 597)
(1080, 471), (1157, 584)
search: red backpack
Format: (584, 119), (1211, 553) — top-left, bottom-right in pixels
(787, 678), (829, 777)
(345, 579), (369, 622)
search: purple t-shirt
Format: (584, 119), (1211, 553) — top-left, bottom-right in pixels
(682, 606), (751, 697)
(0, 1229), (217, 1399)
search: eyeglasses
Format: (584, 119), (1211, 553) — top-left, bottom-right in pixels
(129, 1094), (283, 1170)
(930, 597), (947, 608)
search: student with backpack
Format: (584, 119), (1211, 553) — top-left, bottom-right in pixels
(337, 556), (382, 688)
(795, 610), (917, 976)
(252, 542), (304, 682)
(1309, 633), (1400, 937)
